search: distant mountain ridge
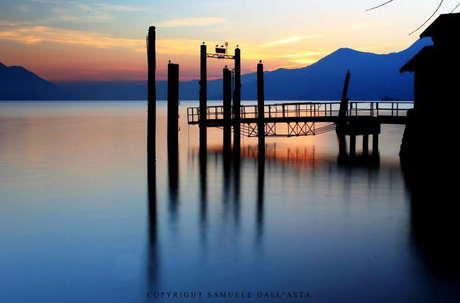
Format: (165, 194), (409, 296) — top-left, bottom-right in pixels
(243, 38), (431, 101)
(60, 38), (431, 101)
(0, 62), (80, 100)
(1, 38), (431, 101)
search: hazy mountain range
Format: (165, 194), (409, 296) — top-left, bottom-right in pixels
(0, 38), (431, 101)
(0, 62), (81, 100)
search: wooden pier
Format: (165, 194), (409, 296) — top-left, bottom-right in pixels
(146, 30), (413, 159)
(187, 101), (411, 130)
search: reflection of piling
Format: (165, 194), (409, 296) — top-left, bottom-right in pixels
(199, 149), (207, 225)
(147, 159), (157, 237)
(199, 43), (207, 153)
(223, 67), (232, 153)
(223, 147), (231, 206)
(168, 150), (179, 222)
(232, 152), (241, 225)
(147, 26), (156, 159)
(168, 62), (179, 156)
(147, 158), (158, 290)
(256, 150), (265, 240)
(257, 61), (265, 154)
(233, 47), (241, 155)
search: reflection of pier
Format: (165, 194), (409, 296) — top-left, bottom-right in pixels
(209, 144), (381, 170)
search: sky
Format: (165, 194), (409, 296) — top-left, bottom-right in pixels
(0, 0), (459, 82)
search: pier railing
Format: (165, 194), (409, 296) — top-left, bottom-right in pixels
(187, 101), (413, 124)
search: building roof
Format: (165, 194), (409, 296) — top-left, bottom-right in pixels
(400, 46), (435, 73)
(420, 13), (460, 38)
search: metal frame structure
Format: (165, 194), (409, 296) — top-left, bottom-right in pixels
(199, 43), (242, 152)
(206, 53), (235, 60)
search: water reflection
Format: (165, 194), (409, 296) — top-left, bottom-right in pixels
(181, 142), (458, 300)
(1, 102), (459, 303)
(187, 143), (390, 257)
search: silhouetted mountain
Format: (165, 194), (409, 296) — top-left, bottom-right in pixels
(0, 62), (81, 100)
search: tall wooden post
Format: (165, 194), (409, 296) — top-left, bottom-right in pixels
(168, 62), (179, 155)
(223, 66), (232, 152)
(147, 26), (156, 160)
(338, 70), (351, 121)
(257, 61), (265, 153)
(199, 43), (207, 153)
(233, 47), (241, 154)
(337, 70), (351, 159)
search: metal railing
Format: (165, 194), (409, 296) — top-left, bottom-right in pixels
(187, 101), (413, 123)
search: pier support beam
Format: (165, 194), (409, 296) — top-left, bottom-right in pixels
(199, 43), (207, 154)
(363, 134), (369, 156)
(373, 133), (379, 156)
(257, 61), (265, 154)
(233, 47), (241, 155)
(167, 62), (179, 156)
(147, 26), (156, 160)
(350, 135), (356, 157)
(338, 134), (347, 159)
(223, 66), (232, 153)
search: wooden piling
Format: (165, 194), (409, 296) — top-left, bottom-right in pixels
(233, 47), (241, 154)
(223, 67), (232, 152)
(200, 43), (207, 153)
(257, 61), (265, 153)
(168, 62), (179, 155)
(147, 26), (156, 159)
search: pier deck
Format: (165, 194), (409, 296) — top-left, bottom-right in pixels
(187, 101), (411, 137)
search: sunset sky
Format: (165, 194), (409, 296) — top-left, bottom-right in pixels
(1, 0), (458, 82)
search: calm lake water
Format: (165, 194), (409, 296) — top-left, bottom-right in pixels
(0, 101), (458, 303)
